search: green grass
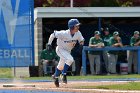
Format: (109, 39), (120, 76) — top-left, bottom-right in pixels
(0, 67), (140, 80)
(24, 74), (140, 80)
(66, 75), (140, 80)
(78, 82), (140, 90)
(0, 68), (12, 78)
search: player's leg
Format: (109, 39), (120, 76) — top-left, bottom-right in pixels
(52, 58), (65, 87)
(62, 56), (74, 75)
(55, 47), (74, 84)
(42, 61), (47, 75)
(95, 55), (101, 75)
(103, 51), (109, 73)
(54, 58), (65, 77)
(114, 55), (118, 74)
(108, 54), (116, 74)
(127, 51), (133, 74)
(133, 51), (138, 74)
(107, 53), (112, 74)
(52, 47), (65, 87)
(54, 47), (66, 77)
(88, 54), (95, 75)
(111, 54), (117, 74)
(56, 49), (74, 84)
(61, 54), (74, 84)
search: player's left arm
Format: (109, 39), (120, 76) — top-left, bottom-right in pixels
(98, 38), (104, 47)
(78, 31), (85, 45)
(134, 41), (140, 46)
(79, 40), (84, 45)
(115, 37), (123, 47)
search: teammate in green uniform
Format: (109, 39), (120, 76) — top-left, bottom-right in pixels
(102, 28), (112, 74)
(40, 45), (59, 75)
(108, 31), (123, 74)
(128, 31), (140, 74)
(88, 31), (104, 75)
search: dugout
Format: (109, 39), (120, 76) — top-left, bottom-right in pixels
(34, 7), (140, 75)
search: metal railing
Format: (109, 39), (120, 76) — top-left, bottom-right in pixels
(82, 46), (140, 75)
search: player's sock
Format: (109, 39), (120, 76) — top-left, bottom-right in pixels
(54, 68), (61, 77)
(62, 63), (70, 75)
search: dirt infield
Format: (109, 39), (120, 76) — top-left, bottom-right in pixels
(0, 80), (140, 93)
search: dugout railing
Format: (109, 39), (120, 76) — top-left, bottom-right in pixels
(82, 46), (140, 75)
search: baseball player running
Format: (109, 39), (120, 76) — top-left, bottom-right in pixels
(47, 19), (84, 87)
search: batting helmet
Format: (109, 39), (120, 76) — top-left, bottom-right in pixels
(68, 19), (80, 29)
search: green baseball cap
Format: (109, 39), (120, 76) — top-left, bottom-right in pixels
(134, 31), (139, 34)
(94, 31), (100, 35)
(113, 31), (119, 36)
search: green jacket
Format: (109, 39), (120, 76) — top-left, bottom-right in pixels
(109, 36), (122, 45)
(109, 36), (122, 54)
(102, 34), (112, 46)
(88, 37), (103, 55)
(40, 49), (59, 61)
(130, 36), (140, 46)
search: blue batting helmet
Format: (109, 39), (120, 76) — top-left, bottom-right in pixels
(68, 19), (80, 29)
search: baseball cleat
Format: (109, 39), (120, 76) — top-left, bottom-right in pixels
(61, 74), (67, 84)
(52, 75), (59, 87)
(54, 78), (59, 87)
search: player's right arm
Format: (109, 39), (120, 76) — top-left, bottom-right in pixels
(48, 30), (62, 45)
(89, 43), (98, 48)
(47, 32), (55, 45)
(132, 37), (140, 46)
